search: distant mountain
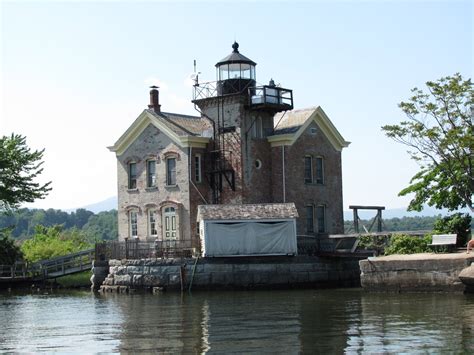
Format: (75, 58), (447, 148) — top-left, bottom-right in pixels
(343, 206), (471, 221)
(72, 195), (470, 219)
(77, 196), (117, 213)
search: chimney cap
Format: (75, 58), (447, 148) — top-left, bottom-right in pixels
(150, 85), (159, 90)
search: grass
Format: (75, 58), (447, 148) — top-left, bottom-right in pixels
(52, 270), (92, 288)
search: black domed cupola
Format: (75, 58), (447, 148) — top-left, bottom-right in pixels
(216, 42), (256, 95)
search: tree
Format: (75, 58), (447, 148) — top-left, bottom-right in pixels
(0, 134), (52, 212)
(0, 228), (23, 264)
(382, 73), (473, 212)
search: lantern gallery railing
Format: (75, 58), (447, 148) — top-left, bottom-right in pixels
(193, 81), (218, 101)
(249, 85), (293, 110)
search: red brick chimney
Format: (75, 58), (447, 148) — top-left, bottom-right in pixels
(148, 86), (161, 113)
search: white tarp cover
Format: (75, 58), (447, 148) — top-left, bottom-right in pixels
(202, 220), (297, 256)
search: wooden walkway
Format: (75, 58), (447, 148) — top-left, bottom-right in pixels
(0, 248), (95, 282)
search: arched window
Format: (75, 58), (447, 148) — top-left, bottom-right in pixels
(129, 209), (138, 238)
(148, 209), (158, 236)
(128, 162), (137, 189)
(304, 156), (313, 183)
(166, 158), (176, 186)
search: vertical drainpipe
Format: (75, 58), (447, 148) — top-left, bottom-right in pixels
(282, 145), (286, 203)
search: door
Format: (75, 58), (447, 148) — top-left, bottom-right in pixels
(163, 207), (177, 247)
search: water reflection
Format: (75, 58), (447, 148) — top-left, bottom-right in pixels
(1, 289), (474, 353)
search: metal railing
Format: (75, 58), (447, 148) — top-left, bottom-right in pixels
(249, 86), (294, 108)
(193, 81), (218, 101)
(95, 239), (196, 261)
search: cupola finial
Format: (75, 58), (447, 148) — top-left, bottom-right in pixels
(232, 41), (239, 53)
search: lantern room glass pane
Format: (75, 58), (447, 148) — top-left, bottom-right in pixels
(250, 66), (256, 80)
(219, 65), (229, 80)
(241, 63), (251, 79)
(228, 63), (241, 79)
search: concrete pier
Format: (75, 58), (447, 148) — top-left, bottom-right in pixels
(360, 253), (474, 292)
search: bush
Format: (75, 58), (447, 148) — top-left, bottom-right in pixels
(433, 213), (472, 247)
(21, 225), (93, 262)
(384, 234), (432, 255)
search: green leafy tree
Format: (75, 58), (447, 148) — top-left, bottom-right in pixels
(0, 134), (52, 212)
(433, 213), (472, 247)
(382, 73), (473, 212)
(0, 228), (23, 264)
(21, 225), (92, 262)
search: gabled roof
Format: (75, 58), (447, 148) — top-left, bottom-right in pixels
(108, 110), (212, 155)
(268, 106), (350, 151)
(197, 203), (299, 221)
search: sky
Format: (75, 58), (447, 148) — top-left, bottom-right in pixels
(1, 0), (473, 212)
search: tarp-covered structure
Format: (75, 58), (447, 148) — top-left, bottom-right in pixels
(197, 203), (299, 257)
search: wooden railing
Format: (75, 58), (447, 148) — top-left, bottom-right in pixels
(29, 249), (95, 279)
(0, 262), (28, 279)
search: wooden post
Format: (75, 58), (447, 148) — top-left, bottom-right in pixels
(377, 209), (383, 232)
(353, 208), (359, 233)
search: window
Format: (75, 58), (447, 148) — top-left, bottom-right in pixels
(129, 210), (138, 238)
(128, 162), (137, 189)
(148, 209), (157, 236)
(316, 205), (326, 233)
(253, 117), (263, 138)
(166, 158), (176, 185)
(304, 156), (313, 183)
(147, 160), (156, 188)
(306, 205), (314, 233)
(315, 157), (324, 185)
(195, 155), (202, 183)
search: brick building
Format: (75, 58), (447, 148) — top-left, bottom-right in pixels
(108, 42), (349, 251)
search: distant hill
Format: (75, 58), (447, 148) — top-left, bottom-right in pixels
(77, 196), (117, 213)
(71, 195), (471, 219)
(343, 206), (471, 221)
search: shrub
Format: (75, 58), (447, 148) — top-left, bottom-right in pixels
(21, 225), (93, 262)
(433, 213), (472, 247)
(384, 234), (431, 255)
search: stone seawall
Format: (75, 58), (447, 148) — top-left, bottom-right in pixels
(359, 253), (474, 292)
(99, 256), (361, 293)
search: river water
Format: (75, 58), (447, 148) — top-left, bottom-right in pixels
(1, 288), (474, 353)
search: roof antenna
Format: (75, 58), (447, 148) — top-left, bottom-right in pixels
(191, 59), (200, 86)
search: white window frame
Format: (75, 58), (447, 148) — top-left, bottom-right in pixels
(146, 160), (157, 188)
(304, 155), (313, 184)
(166, 157), (177, 186)
(148, 209), (158, 236)
(316, 205), (326, 233)
(128, 162), (137, 189)
(129, 210), (138, 238)
(315, 156), (324, 185)
(195, 154), (202, 183)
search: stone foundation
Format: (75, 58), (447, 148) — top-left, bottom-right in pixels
(359, 253), (474, 292)
(98, 256), (361, 293)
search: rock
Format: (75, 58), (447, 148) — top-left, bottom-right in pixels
(459, 264), (474, 285)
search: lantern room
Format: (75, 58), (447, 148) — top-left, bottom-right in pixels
(216, 42), (256, 95)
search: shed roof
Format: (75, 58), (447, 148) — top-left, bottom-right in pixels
(197, 203), (299, 221)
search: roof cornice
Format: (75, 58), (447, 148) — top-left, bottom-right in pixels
(108, 110), (209, 155)
(267, 106), (350, 151)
